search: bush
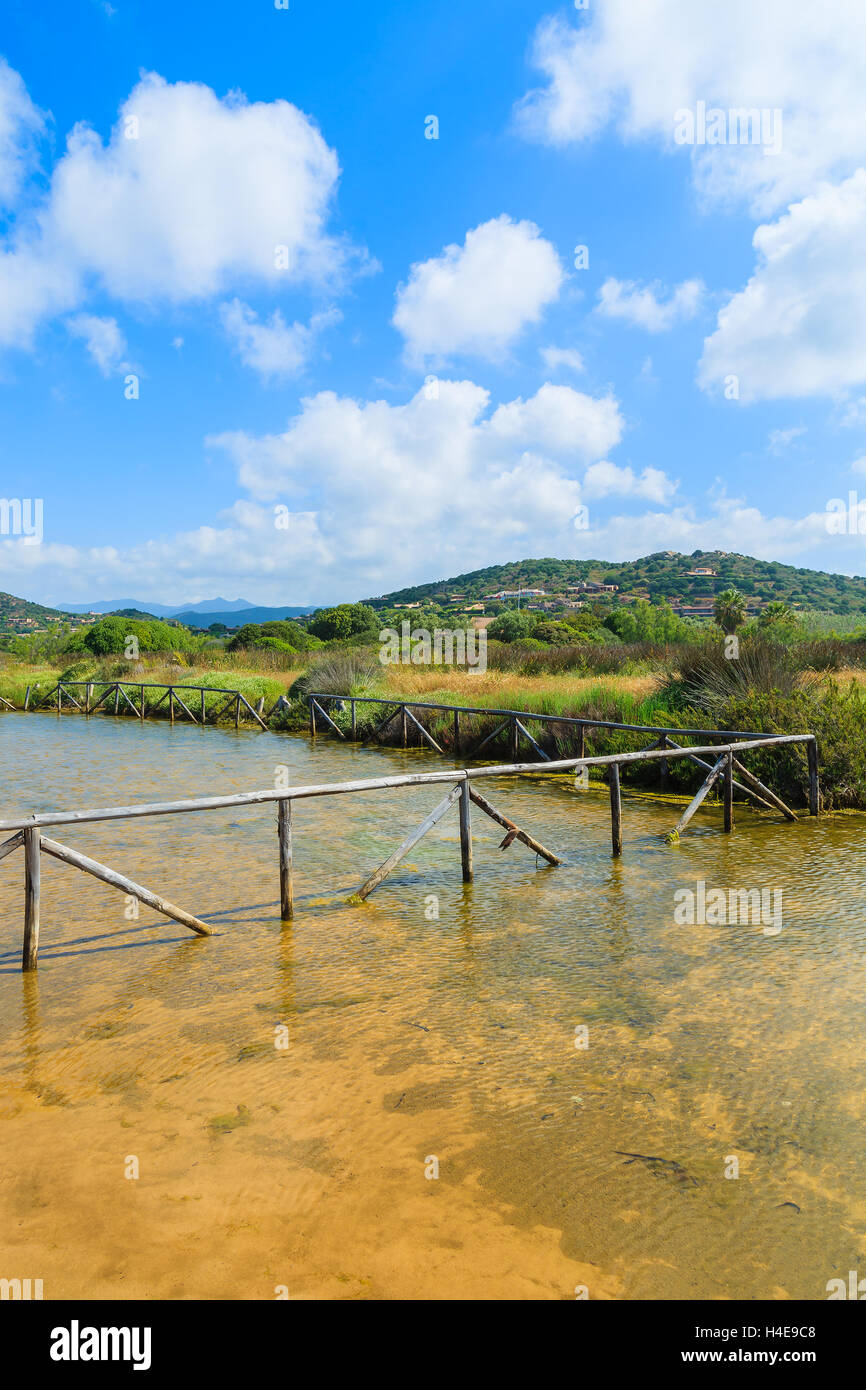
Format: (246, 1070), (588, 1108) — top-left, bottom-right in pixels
(288, 647), (382, 699)
(486, 610), (537, 642)
(307, 603), (379, 642)
(82, 616), (198, 656)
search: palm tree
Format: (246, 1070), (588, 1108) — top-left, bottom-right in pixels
(714, 588), (746, 635)
(758, 600), (792, 627)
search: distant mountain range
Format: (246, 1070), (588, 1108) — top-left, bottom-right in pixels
(61, 596), (260, 617)
(171, 605), (315, 628)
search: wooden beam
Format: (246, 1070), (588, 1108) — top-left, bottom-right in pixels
(467, 786), (561, 866)
(278, 800), (293, 920)
(117, 684), (141, 718)
(353, 784), (462, 901)
(668, 755), (726, 840)
(730, 756), (797, 821)
(724, 750), (734, 833)
(808, 739), (821, 816)
(0, 830), (24, 861)
(404, 705), (444, 754)
(609, 763), (622, 858)
(665, 737), (777, 814)
(311, 698), (346, 739)
(40, 835), (212, 936)
(22, 828), (40, 971)
(238, 693), (268, 730)
(458, 783), (473, 881)
(474, 717), (511, 755)
(171, 690), (199, 724)
(514, 718), (551, 761)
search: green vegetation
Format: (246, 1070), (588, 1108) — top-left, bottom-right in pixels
(365, 550), (866, 616)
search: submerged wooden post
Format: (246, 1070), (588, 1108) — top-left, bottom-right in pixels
(609, 763), (622, 858)
(458, 781), (473, 882)
(808, 739), (820, 816)
(724, 749), (734, 832)
(278, 799), (293, 920)
(22, 827), (40, 971)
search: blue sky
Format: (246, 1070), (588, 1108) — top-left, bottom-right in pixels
(1, 0), (866, 607)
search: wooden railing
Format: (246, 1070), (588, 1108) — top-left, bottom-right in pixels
(0, 732), (818, 972)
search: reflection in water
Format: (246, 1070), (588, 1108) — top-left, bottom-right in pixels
(0, 711), (864, 1300)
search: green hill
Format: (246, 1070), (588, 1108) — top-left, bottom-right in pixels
(364, 552), (866, 615)
(0, 591), (83, 633)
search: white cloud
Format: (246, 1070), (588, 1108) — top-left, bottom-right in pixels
(582, 461), (677, 504)
(487, 382), (623, 461)
(699, 172), (866, 401)
(66, 313), (128, 375)
(540, 345), (584, 374)
(596, 277), (703, 332)
(0, 67), (355, 348)
(0, 379), (635, 602)
(516, 2), (866, 214)
(220, 300), (340, 380)
(392, 215), (564, 363)
(768, 426), (805, 454)
(0, 57), (44, 208)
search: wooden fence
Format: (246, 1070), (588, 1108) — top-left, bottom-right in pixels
(16, 680), (269, 729)
(0, 732), (817, 972)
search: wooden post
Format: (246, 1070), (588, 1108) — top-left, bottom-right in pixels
(724, 749), (734, 832)
(808, 739), (820, 815)
(86, 682), (93, 714)
(577, 723), (585, 761)
(278, 799), (293, 920)
(24, 685), (31, 711)
(453, 709), (459, 754)
(140, 684), (145, 720)
(351, 700), (356, 738)
(510, 716), (519, 763)
(609, 763), (622, 858)
(309, 697), (316, 736)
(201, 688), (206, 723)
(113, 684), (120, 715)
(22, 827), (40, 971)
(458, 782), (473, 882)
(235, 694), (240, 730)
(401, 705), (407, 747)
(659, 732), (669, 792)
(169, 688), (175, 724)
(57, 685), (62, 714)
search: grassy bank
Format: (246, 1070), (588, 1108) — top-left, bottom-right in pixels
(4, 638), (866, 810)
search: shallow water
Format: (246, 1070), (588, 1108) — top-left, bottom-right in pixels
(0, 710), (864, 1300)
